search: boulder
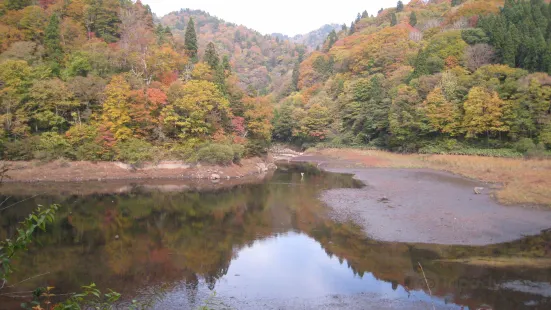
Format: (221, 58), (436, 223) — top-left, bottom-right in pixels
(256, 163), (268, 172)
(210, 173), (221, 180)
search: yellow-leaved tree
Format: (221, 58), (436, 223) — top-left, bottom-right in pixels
(424, 87), (461, 135)
(162, 80), (231, 140)
(101, 75), (132, 140)
(462, 87), (509, 140)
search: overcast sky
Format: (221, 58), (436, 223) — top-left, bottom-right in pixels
(142, 0), (410, 36)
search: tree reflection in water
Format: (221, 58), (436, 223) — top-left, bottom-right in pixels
(0, 164), (550, 309)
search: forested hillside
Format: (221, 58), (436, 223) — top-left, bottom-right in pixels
(2, 0), (551, 164)
(161, 9), (304, 98)
(0, 0), (272, 164)
(273, 0), (551, 156)
(271, 24), (342, 51)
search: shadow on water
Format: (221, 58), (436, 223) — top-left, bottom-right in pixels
(0, 163), (550, 309)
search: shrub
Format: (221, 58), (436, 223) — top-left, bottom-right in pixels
(231, 144), (245, 163)
(76, 142), (105, 161)
(171, 144), (195, 161)
(115, 138), (153, 165)
(196, 143), (235, 165)
(525, 143), (549, 159)
(514, 138), (536, 153)
(3, 137), (40, 160)
(245, 139), (270, 157)
(34, 133), (73, 161)
(65, 124), (99, 148)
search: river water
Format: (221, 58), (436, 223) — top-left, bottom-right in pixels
(0, 164), (550, 309)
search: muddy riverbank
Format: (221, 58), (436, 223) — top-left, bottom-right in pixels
(292, 155), (551, 245)
(1, 157), (275, 183)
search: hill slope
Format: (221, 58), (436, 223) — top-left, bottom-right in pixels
(271, 24), (342, 51)
(161, 9), (304, 97)
(272, 0), (551, 157)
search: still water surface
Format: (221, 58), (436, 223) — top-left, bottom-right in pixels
(0, 164), (550, 309)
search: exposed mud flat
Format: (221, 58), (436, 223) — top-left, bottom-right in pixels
(289, 155), (551, 245)
(319, 166), (551, 245)
(1, 157), (274, 183)
(0, 172), (274, 196)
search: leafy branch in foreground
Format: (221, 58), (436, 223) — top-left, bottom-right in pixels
(1, 203), (162, 309)
(0, 205), (59, 286)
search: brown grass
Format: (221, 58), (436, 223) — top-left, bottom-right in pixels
(308, 148), (551, 207)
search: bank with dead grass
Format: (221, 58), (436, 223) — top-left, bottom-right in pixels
(306, 148), (551, 207)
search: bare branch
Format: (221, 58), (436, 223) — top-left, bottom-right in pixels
(7, 272), (51, 288)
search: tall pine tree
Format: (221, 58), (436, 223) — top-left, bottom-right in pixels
(391, 13), (398, 26)
(409, 12), (417, 27)
(349, 22), (356, 35)
(45, 14), (62, 61)
(204, 42), (220, 69)
(185, 17), (198, 61)
(326, 30), (338, 51)
(397, 1), (404, 12)
(291, 62), (300, 92)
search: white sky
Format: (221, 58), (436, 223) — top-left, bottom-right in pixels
(142, 0), (410, 36)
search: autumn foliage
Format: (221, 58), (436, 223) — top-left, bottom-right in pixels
(0, 0), (274, 163)
(273, 0), (551, 156)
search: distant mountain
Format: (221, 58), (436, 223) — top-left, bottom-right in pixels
(161, 9), (306, 97)
(272, 24), (342, 51)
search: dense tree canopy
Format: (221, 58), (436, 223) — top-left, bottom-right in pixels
(0, 0), (274, 162)
(2, 0), (551, 161)
(273, 0), (551, 156)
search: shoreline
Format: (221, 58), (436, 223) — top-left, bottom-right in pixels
(288, 154), (551, 245)
(1, 157), (276, 183)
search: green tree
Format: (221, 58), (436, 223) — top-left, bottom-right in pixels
(341, 75), (390, 144)
(44, 13), (63, 68)
(325, 30), (338, 51)
(291, 61), (300, 91)
(391, 13), (398, 26)
(297, 103), (331, 142)
(362, 10), (368, 19)
(349, 22), (356, 35)
(409, 12), (417, 27)
(222, 55), (231, 72)
(27, 79), (80, 133)
(0, 60), (33, 138)
(204, 42), (220, 69)
(451, 0), (462, 7)
(85, 0), (121, 43)
(397, 1), (404, 12)
(272, 103), (297, 142)
(388, 85), (427, 151)
(185, 17), (198, 61)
